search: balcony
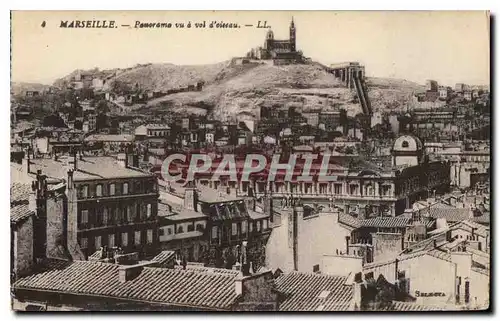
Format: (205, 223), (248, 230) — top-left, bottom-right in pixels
(78, 218), (157, 232)
(160, 230), (204, 242)
(254, 191), (396, 202)
(77, 192), (158, 202)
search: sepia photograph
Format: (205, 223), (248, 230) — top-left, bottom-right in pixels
(9, 10), (490, 312)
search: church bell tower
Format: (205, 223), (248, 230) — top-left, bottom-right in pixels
(289, 17), (296, 52)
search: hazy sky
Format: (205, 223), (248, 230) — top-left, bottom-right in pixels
(11, 11), (490, 86)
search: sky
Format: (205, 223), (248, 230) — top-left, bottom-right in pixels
(11, 11), (490, 86)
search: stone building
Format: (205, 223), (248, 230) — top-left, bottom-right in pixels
(191, 135), (450, 217)
(246, 18), (304, 64)
(21, 152), (160, 259)
(157, 182), (272, 270)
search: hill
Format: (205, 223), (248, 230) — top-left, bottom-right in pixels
(11, 82), (51, 96)
(366, 77), (425, 113)
(53, 61), (426, 120)
(143, 62), (361, 119)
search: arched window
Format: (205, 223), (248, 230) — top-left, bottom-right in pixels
(402, 140), (410, 148)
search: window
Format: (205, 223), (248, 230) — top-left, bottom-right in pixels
(108, 234), (115, 248)
(81, 185), (89, 198)
(178, 225), (184, 233)
(402, 140), (409, 148)
(249, 222), (253, 233)
(349, 184), (358, 195)
(135, 231), (141, 245)
(196, 223), (204, 232)
(127, 205), (134, 222)
(80, 237), (88, 249)
(109, 184), (115, 196)
(159, 229), (165, 236)
(96, 184), (103, 197)
(242, 221), (247, 233)
(167, 228), (172, 235)
(382, 185), (391, 197)
(95, 236), (102, 249)
(313, 264), (320, 273)
(95, 208), (103, 226)
(81, 210), (89, 224)
(147, 229), (153, 244)
(187, 224), (194, 232)
(103, 208), (109, 225)
(146, 204), (152, 218)
(334, 184), (342, 195)
(212, 226), (218, 238)
(231, 223), (237, 236)
(263, 219), (268, 230)
(256, 221), (261, 232)
(121, 232), (128, 246)
(123, 183), (129, 195)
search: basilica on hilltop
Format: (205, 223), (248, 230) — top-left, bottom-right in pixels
(246, 18), (305, 65)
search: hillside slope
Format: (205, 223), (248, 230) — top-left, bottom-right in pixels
(144, 63), (361, 119)
(11, 82), (51, 96)
(366, 77), (425, 112)
(52, 61), (425, 120)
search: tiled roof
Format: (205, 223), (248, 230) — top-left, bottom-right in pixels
(360, 216), (410, 229)
(83, 134), (134, 142)
(158, 200), (208, 221)
(11, 183), (32, 203)
(426, 249), (452, 262)
(11, 203), (34, 223)
(11, 183), (35, 223)
(472, 212), (490, 225)
(381, 301), (445, 311)
(13, 260), (239, 310)
(457, 220), (488, 238)
(426, 207), (471, 222)
(183, 265), (241, 276)
(338, 213), (361, 229)
(471, 267), (489, 276)
(29, 157), (153, 180)
(197, 186), (243, 203)
(248, 210), (270, 221)
(151, 250), (176, 266)
(275, 272), (354, 311)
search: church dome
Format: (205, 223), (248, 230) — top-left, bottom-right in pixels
(392, 135), (423, 152)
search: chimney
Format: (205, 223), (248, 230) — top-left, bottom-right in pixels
(118, 262), (155, 283)
(394, 259), (399, 282)
(290, 208), (299, 271)
(184, 182), (198, 211)
(235, 275), (244, 296)
(22, 148), (31, 174)
(28, 181), (37, 212)
(353, 281), (363, 310)
(451, 251), (472, 280)
(73, 152), (78, 171)
(345, 236), (351, 255)
(117, 153), (126, 167)
(264, 194), (273, 223)
(67, 169), (74, 189)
